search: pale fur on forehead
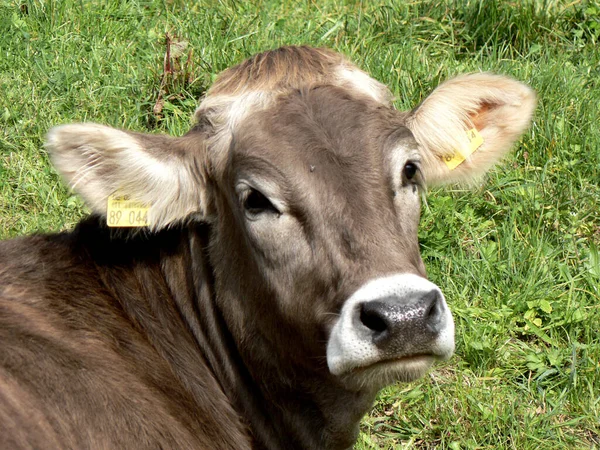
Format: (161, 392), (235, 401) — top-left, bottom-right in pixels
(334, 66), (392, 105)
(194, 63), (391, 128)
(193, 46), (393, 156)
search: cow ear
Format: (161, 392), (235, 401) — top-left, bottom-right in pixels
(46, 124), (210, 229)
(405, 73), (536, 186)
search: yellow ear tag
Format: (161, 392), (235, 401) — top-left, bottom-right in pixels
(444, 128), (484, 170)
(106, 192), (150, 227)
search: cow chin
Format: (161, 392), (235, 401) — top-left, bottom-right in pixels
(336, 355), (436, 390)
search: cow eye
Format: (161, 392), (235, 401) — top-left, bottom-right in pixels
(403, 162), (418, 181)
(243, 188), (280, 217)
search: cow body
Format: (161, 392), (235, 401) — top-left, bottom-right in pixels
(0, 46), (535, 449)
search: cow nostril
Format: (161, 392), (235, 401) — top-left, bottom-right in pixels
(424, 291), (445, 330)
(359, 303), (387, 334)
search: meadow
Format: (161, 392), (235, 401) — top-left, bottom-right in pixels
(0, 0), (599, 448)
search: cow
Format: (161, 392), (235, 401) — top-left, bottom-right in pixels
(0, 46), (535, 449)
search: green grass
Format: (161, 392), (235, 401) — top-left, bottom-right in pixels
(1, 0), (599, 448)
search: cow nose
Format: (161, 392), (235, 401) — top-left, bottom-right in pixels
(358, 289), (446, 346)
(326, 273), (455, 381)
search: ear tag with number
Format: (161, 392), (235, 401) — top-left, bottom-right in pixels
(107, 192), (150, 227)
(444, 128), (484, 170)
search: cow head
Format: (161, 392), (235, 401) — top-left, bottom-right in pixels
(47, 47), (535, 392)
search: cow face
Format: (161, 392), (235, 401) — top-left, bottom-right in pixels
(47, 47), (535, 391)
(209, 86), (449, 389)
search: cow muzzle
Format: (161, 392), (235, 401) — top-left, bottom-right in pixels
(326, 273), (454, 388)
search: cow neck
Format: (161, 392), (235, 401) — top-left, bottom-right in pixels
(74, 217), (376, 450)
(72, 216), (252, 449)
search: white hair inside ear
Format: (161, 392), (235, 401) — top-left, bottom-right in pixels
(406, 73), (536, 185)
(46, 124), (208, 230)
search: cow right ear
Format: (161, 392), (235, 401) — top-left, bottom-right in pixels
(405, 73), (536, 186)
(46, 124), (211, 229)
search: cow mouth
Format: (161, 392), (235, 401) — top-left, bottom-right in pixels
(355, 353), (434, 374)
(338, 354), (436, 389)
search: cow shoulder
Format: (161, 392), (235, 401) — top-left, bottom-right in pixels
(0, 230), (252, 450)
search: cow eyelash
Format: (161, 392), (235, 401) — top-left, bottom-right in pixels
(242, 188), (281, 218)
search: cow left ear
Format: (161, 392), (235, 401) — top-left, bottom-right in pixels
(46, 124), (211, 229)
(405, 73), (536, 186)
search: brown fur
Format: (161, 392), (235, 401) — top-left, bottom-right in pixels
(209, 46), (344, 96)
(1, 46), (535, 449)
(0, 225), (252, 449)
